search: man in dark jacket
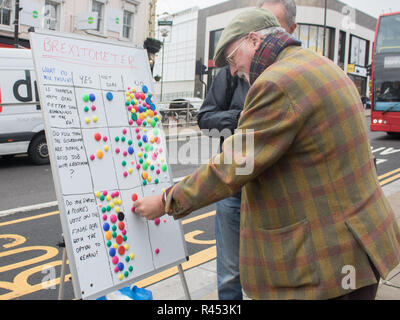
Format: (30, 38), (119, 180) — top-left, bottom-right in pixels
(197, 0), (297, 300)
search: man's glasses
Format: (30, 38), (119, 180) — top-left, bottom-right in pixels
(225, 36), (248, 66)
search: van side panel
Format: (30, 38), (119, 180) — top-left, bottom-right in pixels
(0, 56), (42, 156)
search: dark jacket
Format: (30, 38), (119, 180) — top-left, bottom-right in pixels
(197, 66), (250, 148)
(197, 66), (250, 199)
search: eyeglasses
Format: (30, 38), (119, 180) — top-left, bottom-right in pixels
(225, 36), (248, 66)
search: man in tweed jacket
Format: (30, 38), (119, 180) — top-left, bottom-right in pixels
(135, 9), (400, 300)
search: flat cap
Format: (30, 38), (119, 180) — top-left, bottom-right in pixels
(213, 8), (280, 68)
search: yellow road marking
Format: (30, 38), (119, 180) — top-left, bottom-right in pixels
(0, 246), (59, 273)
(135, 246), (217, 288)
(378, 168), (400, 180)
(380, 173), (400, 187)
(185, 230), (216, 245)
(0, 211), (59, 228)
(0, 234), (27, 249)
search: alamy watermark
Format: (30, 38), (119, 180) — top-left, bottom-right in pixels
(166, 127), (255, 176)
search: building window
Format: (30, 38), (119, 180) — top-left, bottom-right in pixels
(296, 24), (335, 60)
(123, 11), (133, 39)
(338, 30), (346, 70)
(349, 35), (369, 67)
(0, 0), (12, 26)
(44, 0), (60, 31)
(92, 0), (104, 32)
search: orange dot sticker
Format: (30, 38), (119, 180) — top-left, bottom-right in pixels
(142, 172), (148, 180)
(97, 150), (104, 159)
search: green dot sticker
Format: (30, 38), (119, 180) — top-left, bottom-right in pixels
(122, 160), (127, 166)
(115, 136), (120, 142)
(162, 164), (168, 172)
(88, 16), (94, 25)
(32, 10), (38, 19)
(84, 106), (89, 112)
(83, 94), (90, 102)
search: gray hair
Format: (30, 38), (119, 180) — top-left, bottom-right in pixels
(256, 26), (286, 38)
(257, 0), (297, 27)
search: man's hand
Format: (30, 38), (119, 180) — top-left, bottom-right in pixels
(134, 194), (165, 220)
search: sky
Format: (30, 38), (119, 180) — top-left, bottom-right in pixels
(156, 0), (400, 18)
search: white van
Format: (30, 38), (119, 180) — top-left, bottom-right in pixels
(0, 48), (49, 165)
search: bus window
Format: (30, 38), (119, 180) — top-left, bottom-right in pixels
(375, 15), (400, 54)
(374, 81), (400, 112)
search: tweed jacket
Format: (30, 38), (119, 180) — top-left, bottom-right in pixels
(165, 46), (400, 299)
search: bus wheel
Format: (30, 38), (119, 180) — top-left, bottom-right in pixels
(28, 133), (49, 165)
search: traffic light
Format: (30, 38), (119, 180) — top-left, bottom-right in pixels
(195, 59), (208, 76)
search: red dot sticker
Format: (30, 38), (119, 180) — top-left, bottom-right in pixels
(131, 194), (138, 201)
(94, 133), (102, 141)
(118, 222), (125, 230)
(118, 246), (125, 255)
(116, 235), (123, 245)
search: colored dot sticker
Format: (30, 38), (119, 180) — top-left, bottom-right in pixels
(131, 194), (138, 201)
(89, 93), (96, 102)
(96, 150), (104, 159)
(83, 94), (90, 102)
(155, 248), (160, 254)
(94, 133), (101, 141)
(154, 218), (160, 226)
(109, 248), (116, 257)
(106, 92), (113, 101)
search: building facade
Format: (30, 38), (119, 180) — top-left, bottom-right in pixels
(0, 0), (154, 48)
(196, 0), (377, 98)
(152, 7), (198, 102)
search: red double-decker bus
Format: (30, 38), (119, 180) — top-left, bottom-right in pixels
(370, 11), (400, 134)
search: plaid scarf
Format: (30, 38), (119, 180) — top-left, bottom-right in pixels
(249, 31), (301, 85)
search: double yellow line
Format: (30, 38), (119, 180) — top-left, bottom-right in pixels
(378, 168), (400, 187)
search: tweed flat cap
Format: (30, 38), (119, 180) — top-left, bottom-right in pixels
(213, 8), (280, 68)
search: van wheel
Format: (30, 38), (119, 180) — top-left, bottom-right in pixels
(28, 133), (49, 165)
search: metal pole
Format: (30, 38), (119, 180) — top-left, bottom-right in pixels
(14, 0), (20, 48)
(322, 0), (327, 56)
(160, 37), (165, 102)
(177, 264), (191, 300)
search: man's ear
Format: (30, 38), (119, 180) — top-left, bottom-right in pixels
(248, 32), (263, 50)
(289, 23), (298, 35)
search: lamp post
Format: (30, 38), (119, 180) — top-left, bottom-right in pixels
(160, 29), (168, 102)
(158, 18), (172, 102)
(322, 0), (327, 56)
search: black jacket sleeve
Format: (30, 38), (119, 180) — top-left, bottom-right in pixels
(197, 67), (245, 133)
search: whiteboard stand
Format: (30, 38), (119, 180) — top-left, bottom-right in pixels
(57, 240), (192, 300)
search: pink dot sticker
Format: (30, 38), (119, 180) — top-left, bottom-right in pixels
(110, 214), (117, 223)
(135, 128), (140, 133)
(122, 128), (127, 135)
(154, 218), (160, 226)
(103, 136), (108, 142)
(123, 171), (128, 177)
(91, 105), (96, 111)
(155, 248), (160, 254)
(103, 214), (107, 221)
(90, 155), (95, 161)
(136, 119), (142, 126)
(112, 256), (119, 265)
(129, 119), (134, 125)
(115, 148), (120, 154)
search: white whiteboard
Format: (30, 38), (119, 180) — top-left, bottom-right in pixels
(29, 31), (188, 300)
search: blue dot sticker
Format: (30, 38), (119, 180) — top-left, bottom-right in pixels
(118, 262), (124, 271)
(109, 248), (116, 257)
(142, 85), (148, 94)
(89, 93), (96, 102)
(142, 135), (148, 143)
(103, 223), (110, 231)
(128, 146), (134, 155)
(106, 92), (113, 101)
